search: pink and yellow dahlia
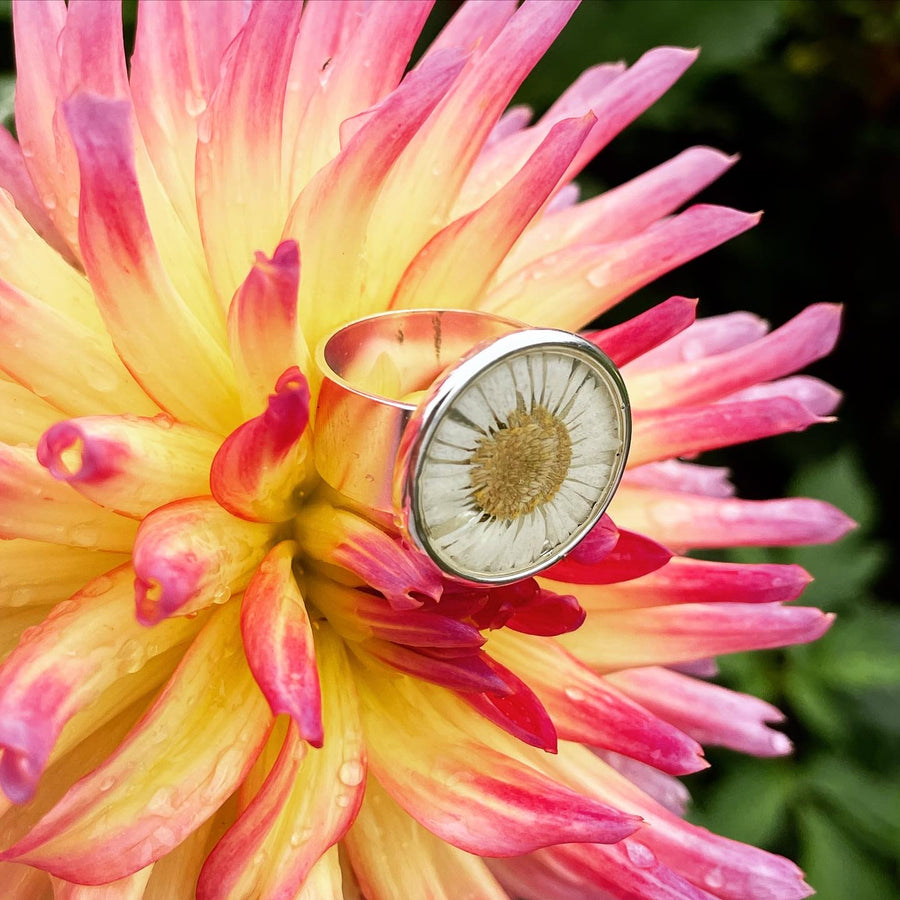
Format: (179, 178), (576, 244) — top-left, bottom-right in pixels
(0, 1), (852, 898)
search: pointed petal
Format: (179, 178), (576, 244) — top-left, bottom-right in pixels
(0, 541), (127, 609)
(609, 486), (856, 549)
(724, 375), (842, 417)
(390, 114), (595, 311)
(37, 415), (220, 518)
(210, 368), (312, 523)
(196, 626), (365, 900)
(241, 542), (323, 746)
(64, 94), (240, 432)
(628, 304), (843, 409)
(0, 279), (160, 419)
(0, 565), (199, 804)
(285, 46), (468, 345)
(576, 555), (812, 610)
(0, 444), (137, 551)
(585, 296), (697, 367)
(559, 601), (833, 671)
(356, 669), (641, 856)
(629, 397), (827, 466)
(294, 504), (442, 609)
(543, 529), (672, 585)
(345, 775), (508, 900)
(608, 667), (794, 757)
(196, 1), (301, 304)
(3, 603), (271, 884)
(133, 497), (275, 624)
(484, 205), (759, 329)
(488, 629), (706, 775)
(226, 241), (310, 417)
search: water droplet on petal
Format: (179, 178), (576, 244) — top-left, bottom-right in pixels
(564, 686), (585, 702)
(99, 776), (115, 792)
(704, 868), (725, 889)
(625, 841), (655, 868)
(338, 760), (364, 787)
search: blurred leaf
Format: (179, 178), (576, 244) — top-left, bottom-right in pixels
(797, 803), (898, 900)
(0, 74), (13, 131)
(0, 1), (10, 22)
(690, 759), (794, 847)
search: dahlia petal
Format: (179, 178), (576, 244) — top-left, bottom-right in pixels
(0, 380), (65, 446)
(49, 868), (152, 900)
(0, 128), (69, 257)
(133, 497), (275, 624)
(575, 556), (812, 610)
(504, 147), (736, 274)
(196, 626), (365, 900)
(610, 486), (856, 549)
(356, 0), (578, 320)
(0, 860), (52, 898)
(608, 667), (794, 757)
(0, 279), (161, 419)
(622, 460), (735, 497)
(0, 444), (137, 551)
(543, 528), (672, 585)
(3, 602), (271, 884)
(628, 303), (842, 408)
(596, 750), (691, 816)
(11, 0), (79, 258)
(484, 205), (760, 329)
(64, 94), (240, 433)
(0, 606), (56, 669)
(390, 113), (596, 311)
(37, 415), (220, 519)
(344, 775), (508, 900)
(141, 814), (223, 900)
(626, 310), (769, 373)
(463, 47), (699, 217)
(357, 672), (641, 856)
(0, 565), (198, 804)
(504, 587), (587, 636)
(0, 540), (127, 609)
(725, 374), (842, 417)
(558, 601), (833, 672)
(422, 0), (517, 59)
(460, 655), (558, 751)
(493, 841), (719, 900)
(240, 542), (323, 747)
(288, 0), (434, 193)
(586, 296), (698, 367)
(566, 514), (620, 564)
(487, 629), (706, 775)
(196, 1), (301, 305)
(285, 46), (468, 345)
(131, 0), (248, 242)
(629, 397), (826, 467)
(226, 241), (311, 418)
(546, 742), (815, 900)
(295, 846), (343, 900)
(294, 504), (442, 609)
(210, 367), (313, 523)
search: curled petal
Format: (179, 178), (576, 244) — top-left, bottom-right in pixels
(608, 667), (794, 757)
(610, 486), (856, 549)
(504, 588), (586, 637)
(586, 296), (697, 368)
(197, 626), (365, 900)
(558, 602), (834, 672)
(484, 205), (759, 330)
(0, 444), (137, 551)
(345, 775), (508, 900)
(2, 602), (272, 884)
(210, 367), (313, 523)
(488, 629), (706, 776)
(575, 556), (812, 610)
(627, 303), (842, 409)
(226, 241), (310, 417)
(629, 397), (827, 467)
(37, 415), (220, 518)
(241, 542), (323, 747)
(294, 503), (442, 609)
(357, 670), (641, 856)
(622, 460), (735, 497)
(724, 374), (842, 417)
(566, 514), (619, 564)
(133, 497), (275, 624)
(543, 528), (671, 585)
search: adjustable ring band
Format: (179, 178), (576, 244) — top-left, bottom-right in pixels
(314, 309), (631, 584)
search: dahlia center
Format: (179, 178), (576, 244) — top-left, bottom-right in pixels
(468, 405), (572, 520)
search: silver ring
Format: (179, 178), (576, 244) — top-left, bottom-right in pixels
(314, 309), (631, 584)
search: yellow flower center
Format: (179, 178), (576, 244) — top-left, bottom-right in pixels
(468, 405), (572, 520)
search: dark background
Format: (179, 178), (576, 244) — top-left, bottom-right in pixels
(2, 1), (898, 896)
